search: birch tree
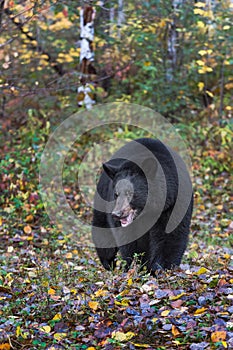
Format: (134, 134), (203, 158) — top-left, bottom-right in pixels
(77, 4), (96, 109)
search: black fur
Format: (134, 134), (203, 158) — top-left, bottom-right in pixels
(92, 138), (193, 273)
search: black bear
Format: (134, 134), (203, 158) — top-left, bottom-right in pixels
(92, 138), (193, 273)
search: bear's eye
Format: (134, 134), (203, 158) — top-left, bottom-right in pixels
(114, 192), (119, 199)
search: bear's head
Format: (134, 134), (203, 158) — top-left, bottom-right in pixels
(103, 158), (157, 227)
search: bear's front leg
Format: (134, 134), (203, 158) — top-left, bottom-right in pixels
(95, 247), (118, 270)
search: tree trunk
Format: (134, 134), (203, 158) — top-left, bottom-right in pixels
(77, 4), (96, 109)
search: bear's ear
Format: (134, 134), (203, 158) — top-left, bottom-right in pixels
(103, 162), (119, 179)
(141, 157), (158, 179)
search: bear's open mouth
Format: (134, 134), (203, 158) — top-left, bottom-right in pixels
(120, 210), (136, 227)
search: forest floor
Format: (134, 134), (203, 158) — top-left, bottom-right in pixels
(0, 120), (232, 350)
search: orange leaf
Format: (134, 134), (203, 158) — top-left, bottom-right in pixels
(88, 301), (99, 311)
(211, 331), (226, 342)
(25, 214), (34, 222)
(23, 225), (32, 234)
(0, 344), (11, 350)
(172, 325), (180, 336)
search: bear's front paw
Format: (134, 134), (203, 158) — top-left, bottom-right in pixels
(100, 258), (116, 271)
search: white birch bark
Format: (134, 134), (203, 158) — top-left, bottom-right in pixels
(78, 6), (96, 109)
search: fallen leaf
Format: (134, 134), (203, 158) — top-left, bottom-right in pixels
(95, 289), (108, 297)
(0, 344), (11, 350)
(172, 325), (180, 336)
(132, 343), (150, 348)
(88, 301), (99, 310)
(25, 214), (34, 222)
(112, 331), (135, 342)
(48, 288), (56, 295)
(128, 278), (133, 286)
(161, 309), (170, 316)
(194, 307), (208, 315)
(170, 292), (186, 300)
(171, 299), (183, 308)
(115, 299), (129, 306)
(53, 313), (62, 321)
(195, 267), (208, 275)
(211, 330), (226, 342)
(54, 332), (67, 341)
(23, 225), (32, 234)
(40, 325), (51, 333)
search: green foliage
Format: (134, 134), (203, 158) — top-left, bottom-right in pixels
(1, 0), (232, 122)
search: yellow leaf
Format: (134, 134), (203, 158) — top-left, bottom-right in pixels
(222, 341), (228, 348)
(172, 340), (181, 345)
(119, 289), (129, 297)
(206, 90), (214, 98)
(112, 331), (136, 342)
(211, 330), (226, 342)
(24, 225), (32, 234)
(127, 278), (133, 286)
(87, 348), (96, 350)
(223, 25), (230, 30)
(115, 299), (129, 306)
(88, 301), (99, 310)
(144, 61), (151, 67)
(40, 325), (51, 333)
(223, 254), (231, 260)
(161, 310), (170, 316)
(132, 343), (150, 348)
(65, 252), (72, 259)
(194, 8), (205, 15)
(194, 307), (207, 315)
(52, 313), (62, 321)
(206, 66), (213, 72)
(197, 21), (205, 28)
(170, 292), (186, 300)
(196, 267), (208, 275)
(196, 60), (205, 66)
(198, 50), (207, 56)
(195, 2), (206, 7)
(95, 289), (108, 297)
(16, 325), (21, 337)
(54, 333), (67, 341)
(198, 82), (204, 91)
(48, 288), (56, 295)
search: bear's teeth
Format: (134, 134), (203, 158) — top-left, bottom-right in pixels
(120, 212), (134, 227)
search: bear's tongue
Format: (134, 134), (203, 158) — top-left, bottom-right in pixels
(120, 212), (134, 227)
